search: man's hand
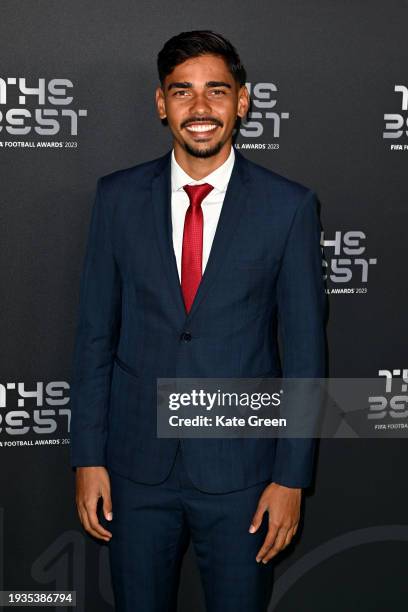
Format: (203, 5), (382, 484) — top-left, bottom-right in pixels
(249, 482), (301, 563)
(75, 466), (113, 542)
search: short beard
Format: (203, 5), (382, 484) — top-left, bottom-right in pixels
(182, 139), (224, 159)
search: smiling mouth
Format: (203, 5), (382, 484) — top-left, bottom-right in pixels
(185, 123), (219, 134)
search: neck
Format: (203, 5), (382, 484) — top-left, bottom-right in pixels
(173, 141), (232, 180)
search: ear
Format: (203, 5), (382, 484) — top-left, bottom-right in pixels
(237, 85), (250, 119)
(155, 86), (167, 120)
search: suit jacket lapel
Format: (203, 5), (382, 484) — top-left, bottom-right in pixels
(151, 150), (186, 323)
(151, 147), (251, 325)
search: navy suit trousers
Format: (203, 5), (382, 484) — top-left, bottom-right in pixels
(107, 442), (274, 611)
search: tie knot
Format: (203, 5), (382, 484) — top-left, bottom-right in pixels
(183, 183), (214, 208)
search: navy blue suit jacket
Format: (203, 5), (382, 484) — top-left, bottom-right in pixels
(69, 148), (327, 493)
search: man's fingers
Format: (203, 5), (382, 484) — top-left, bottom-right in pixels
(102, 488), (113, 522)
(74, 467), (113, 541)
(249, 501), (267, 533)
(255, 523), (279, 561)
(283, 526), (296, 548)
(85, 503), (113, 540)
(78, 505), (106, 541)
(78, 495), (112, 541)
(260, 527), (289, 564)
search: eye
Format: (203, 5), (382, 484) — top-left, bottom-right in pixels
(211, 89), (226, 95)
(174, 90), (189, 96)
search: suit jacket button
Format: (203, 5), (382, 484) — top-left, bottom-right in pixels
(180, 331), (192, 342)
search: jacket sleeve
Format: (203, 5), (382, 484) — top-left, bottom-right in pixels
(69, 178), (121, 468)
(272, 189), (327, 488)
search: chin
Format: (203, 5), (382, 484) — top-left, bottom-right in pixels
(183, 140), (224, 159)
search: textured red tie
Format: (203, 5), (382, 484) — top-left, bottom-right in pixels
(181, 182), (214, 313)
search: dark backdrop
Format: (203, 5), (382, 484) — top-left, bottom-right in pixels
(1, 1), (407, 610)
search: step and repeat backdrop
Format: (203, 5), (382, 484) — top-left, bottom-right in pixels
(1, 1), (407, 611)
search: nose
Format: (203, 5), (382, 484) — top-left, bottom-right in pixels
(189, 90), (212, 115)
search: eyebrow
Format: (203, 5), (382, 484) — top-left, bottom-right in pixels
(167, 80), (232, 91)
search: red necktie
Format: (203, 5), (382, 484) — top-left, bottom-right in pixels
(181, 183), (214, 313)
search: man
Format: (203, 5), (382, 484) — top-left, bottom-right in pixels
(70, 30), (327, 612)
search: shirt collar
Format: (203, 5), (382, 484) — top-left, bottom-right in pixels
(171, 146), (235, 194)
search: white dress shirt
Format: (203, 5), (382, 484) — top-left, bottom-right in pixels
(170, 146), (236, 281)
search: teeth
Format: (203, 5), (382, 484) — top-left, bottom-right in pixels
(186, 124), (218, 133)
